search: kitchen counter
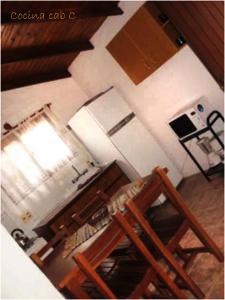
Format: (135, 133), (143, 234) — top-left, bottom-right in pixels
(33, 161), (130, 240)
(33, 166), (102, 228)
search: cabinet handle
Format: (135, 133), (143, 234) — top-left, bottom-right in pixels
(71, 213), (77, 218)
(59, 224), (65, 230)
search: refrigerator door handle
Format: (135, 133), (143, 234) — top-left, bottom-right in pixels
(107, 113), (135, 137)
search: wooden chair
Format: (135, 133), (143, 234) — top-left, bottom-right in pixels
(156, 167), (223, 259)
(60, 210), (187, 299)
(123, 199), (204, 298)
(129, 167), (223, 259)
(31, 228), (69, 268)
(125, 166), (223, 296)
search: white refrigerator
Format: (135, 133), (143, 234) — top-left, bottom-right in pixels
(68, 88), (182, 191)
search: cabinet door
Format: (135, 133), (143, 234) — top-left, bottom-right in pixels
(124, 5), (177, 70)
(107, 29), (153, 84)
(107, 4), (178, 84)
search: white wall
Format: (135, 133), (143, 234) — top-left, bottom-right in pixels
(1, 225), (63, 299)
(69, 1), (224, 177)
(1, 77), (88, 133)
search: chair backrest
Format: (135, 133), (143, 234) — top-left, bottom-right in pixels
(59, 217), (128, 298)
(153, 167), (224, 263)
(124, 198), (205, 299)
(72, 210), (186, 299)
(131, 168), (166, 213)
(78, 217), (125, 269)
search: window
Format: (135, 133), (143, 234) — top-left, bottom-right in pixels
(1, 106), (85, 205)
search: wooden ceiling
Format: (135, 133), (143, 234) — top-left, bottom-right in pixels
(1, 1), (123, 91)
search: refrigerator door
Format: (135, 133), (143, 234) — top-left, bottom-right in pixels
(87, 88), (132, 133)
(68, 108), (139, 180)
(110, 117), (182, 186)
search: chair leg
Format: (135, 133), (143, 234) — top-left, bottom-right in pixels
(114, 212), (187, 299)
(167, 221), (189, 253)
(143, 288), (153, 299)
(154, 167), (224, 262)
(30, 253), (44, 268)
(125, 200), (204, 299)
(66, 279), (91, 299)
(151, 276), (172, 298)
(75, 253), (117, 299)
(175, 245), (190, 262)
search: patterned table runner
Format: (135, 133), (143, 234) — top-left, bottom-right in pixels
(62, 180), (145, 259)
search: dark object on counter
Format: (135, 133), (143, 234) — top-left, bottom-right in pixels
(88, 205), (109, 227)
(11, 228), (34, 250)
(158, 13), (168, 24)
(175, 36), (186, 47)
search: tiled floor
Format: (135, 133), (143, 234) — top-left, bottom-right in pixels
(178, 172), (224, 299)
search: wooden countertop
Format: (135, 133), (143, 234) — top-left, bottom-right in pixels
(33, 161), (117, 231)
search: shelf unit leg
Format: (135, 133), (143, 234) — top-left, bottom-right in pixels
(179, 140), (210, 182)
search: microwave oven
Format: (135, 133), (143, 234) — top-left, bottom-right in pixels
(169, 100), (211, 140)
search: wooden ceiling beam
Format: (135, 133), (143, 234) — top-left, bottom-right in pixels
(1, 1), (123, 24)
(2, 41), (94, 64)
(1, 70), (71, 91)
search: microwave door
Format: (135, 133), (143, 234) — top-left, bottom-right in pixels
(169, 114), (197, 139)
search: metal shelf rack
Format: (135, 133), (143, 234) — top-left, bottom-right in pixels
(179, 110), (224, 181)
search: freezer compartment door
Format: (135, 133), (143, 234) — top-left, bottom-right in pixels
(110, 117), (182, 186)
(87, 88), (132, 133)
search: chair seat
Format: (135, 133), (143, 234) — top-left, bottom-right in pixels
(81, 256), (150, 299)
(146, 201), (184, 241)
(111, 203), (184, 258)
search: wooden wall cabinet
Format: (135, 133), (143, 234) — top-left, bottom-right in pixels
(107, 2), (184, 84)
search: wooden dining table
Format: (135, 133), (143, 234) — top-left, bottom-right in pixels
(42, 175), (150, 289)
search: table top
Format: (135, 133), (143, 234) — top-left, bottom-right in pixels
(62, 177), (146, 258)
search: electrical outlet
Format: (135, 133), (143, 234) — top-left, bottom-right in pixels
(20, 211), (32, 223)
(21, 214), (27, 223)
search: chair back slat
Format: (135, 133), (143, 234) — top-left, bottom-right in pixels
(82, 220), (125, 268)
(75, 253), (117, 299)
(132, 173), (163, 213)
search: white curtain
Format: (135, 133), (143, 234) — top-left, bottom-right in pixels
(1, 106), (86, 206)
